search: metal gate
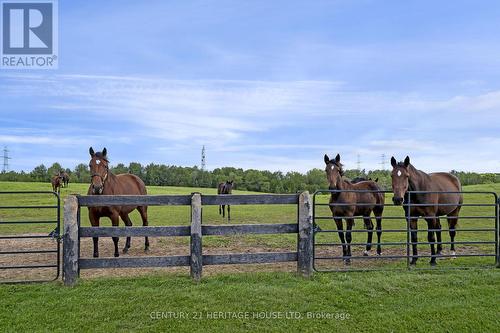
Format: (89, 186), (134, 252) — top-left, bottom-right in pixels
(313, 189), (499, 272)
(0, 191), (61, 283)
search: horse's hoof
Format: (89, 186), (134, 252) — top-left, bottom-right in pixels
(410, 259), (417, 266)
(122, 248), (129, 254)
(363, 250), (369, 256)
(450, 251), (457, 259)
(377, 252), (382, 256)
(343, 259), (351, 266)
(430, 261), (437, 266)
(144, 246), (150, 252)
(114, 253), (120, 258)
(93, 253), (99, 258)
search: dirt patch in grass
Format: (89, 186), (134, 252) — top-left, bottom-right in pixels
(0, 233), (495, 282)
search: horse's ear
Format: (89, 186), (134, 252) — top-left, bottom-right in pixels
(102, 147), (107, 157)
(390, 156), (397, 168)
(89, 147), (95, 157)
(324, 154), (330, 164)
(375, 178), (379, 182)
(335, 154), (341, 163)
(404, 156), (410, 167)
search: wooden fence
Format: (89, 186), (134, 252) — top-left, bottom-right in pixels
(63, 192), (313, 286)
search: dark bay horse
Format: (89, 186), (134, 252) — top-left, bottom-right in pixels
(88, 147), (149, 257)
(390, 156), (462, 265)
(59, 170), (70, 187)
(324, 154), (385, 263)
(217, 180), (233, 222)
(51, 175), (63, 193)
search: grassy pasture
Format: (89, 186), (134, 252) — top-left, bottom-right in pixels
(0, 181), (499, 332)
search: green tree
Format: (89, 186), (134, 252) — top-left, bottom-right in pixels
(30, 164), (48, 182)
(47, 162), (63, 178)
(73, 163), (90, 183)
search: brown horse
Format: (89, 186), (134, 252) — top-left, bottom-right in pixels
(324, 154), (385, 264)
(390, 156), (462, 265)
(217, 180), (233, 222)
(51, 175), (63, 193)
(59, 170), (70, 187)
(88, 147), (149, 258)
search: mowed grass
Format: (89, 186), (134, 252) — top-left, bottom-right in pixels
(0, 181), (499, 332)
(0, 270), (499, 332)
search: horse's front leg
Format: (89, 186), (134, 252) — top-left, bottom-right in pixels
(334, 218), (347, 263)
(425, 217), (438, 266)
(375, 214), (382, 255)
(345, 217), (354, 263)
(363, 216), (374, 256)
(435, 217), (442, 255)
(110, 213), (120, 257)
(89, 210), (100, 258)
(409, 218), (418, 265)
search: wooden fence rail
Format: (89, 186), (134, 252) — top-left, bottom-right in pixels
(63, 192), (313, 286)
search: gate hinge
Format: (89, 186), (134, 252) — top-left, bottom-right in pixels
(313, 224), (322, 233)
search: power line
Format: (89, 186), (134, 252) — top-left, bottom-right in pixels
(201, 145), (206, 171)
(380, 154), (386, 170)
(2, 146), (11, 173)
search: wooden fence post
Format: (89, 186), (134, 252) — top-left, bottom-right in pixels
(190, 193), (202, 281)
(63, 195), (79, 286)
(297, 191), (313, 278)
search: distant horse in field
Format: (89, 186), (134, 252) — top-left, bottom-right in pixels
(88, 147), (149, 258)
(217, 180), (234, 222)
(390, 156), (462, 265)
(324, 154), (385, 263)
(51, 175), (63, 194)
(59, 170), (70, 187)
(351, 177), (378, 183)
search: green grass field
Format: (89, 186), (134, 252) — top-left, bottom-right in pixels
(0, 181), (499, 332)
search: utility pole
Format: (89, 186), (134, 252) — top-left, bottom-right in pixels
(201, 145), (206, 171)
(380, 154), (386, 170)
(356, 154), (361, 171)
(2, 146), (11, 173)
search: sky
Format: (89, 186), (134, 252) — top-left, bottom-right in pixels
(1, 0), (499, 173)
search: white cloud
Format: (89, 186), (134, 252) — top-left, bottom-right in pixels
(1, 73), (499, 172)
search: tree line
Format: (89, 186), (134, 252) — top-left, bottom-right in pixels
(0, 162), (498, 193)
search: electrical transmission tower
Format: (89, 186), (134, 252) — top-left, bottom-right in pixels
(380, 154), (386, 170)
(201, 145), (206, 171)
(2, 146), (11, 173)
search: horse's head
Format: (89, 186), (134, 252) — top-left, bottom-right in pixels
(324, 153), (344, 189)
(89, 147), (109, 195)
(53, 174), (63, 184)
(390, 156), (410, 205)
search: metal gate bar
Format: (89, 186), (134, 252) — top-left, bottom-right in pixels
(0, 191), (61, 283)
(313, 189), (499, 272)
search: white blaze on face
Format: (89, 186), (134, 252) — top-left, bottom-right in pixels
(331, 165), (335, 170)
(96, 160), (101, 165)
(397, 170), (402, 177)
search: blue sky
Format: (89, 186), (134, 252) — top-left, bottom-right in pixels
(1, 0), (499, 173)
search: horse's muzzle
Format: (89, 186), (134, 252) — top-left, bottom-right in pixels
(392, 196), (403, 206)
(91, 185), (103, 195)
